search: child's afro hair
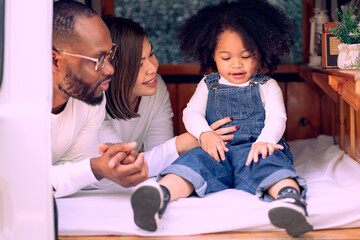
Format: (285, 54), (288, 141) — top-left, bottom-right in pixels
(177, 0), (295, 74)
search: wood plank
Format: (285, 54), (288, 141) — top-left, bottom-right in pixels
(59, 227), (360, 240)
(286, 82), (321, 140)
(159, 64), (201, 75)
(159, 63), (299, 76)
(101, 0), (114, 16)
(302, 0), (314, 63)
(320, 94), (335, 136)
(356, 109), (360, 163)
(350, 107), (356, 159)
(176, 83), (197, 134)
(329, 75), (359, 111)
(339, 98), (346, 151)
(166, 83), (178, 136)
(312, 72), (339, 103)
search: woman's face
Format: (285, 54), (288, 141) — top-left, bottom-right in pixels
(132, 38), (159, 98)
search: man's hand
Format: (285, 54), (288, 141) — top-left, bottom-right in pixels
(91, 142), (148, 188)
(246, 142), (284, 166)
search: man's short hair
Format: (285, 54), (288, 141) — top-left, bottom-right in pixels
(53, 0), (97, 49)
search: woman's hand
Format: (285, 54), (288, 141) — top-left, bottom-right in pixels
(200, 131), (229, 162)
(176, 117), (237, 155)
(210, 117), (238, 144)
(245, 142), (284, 166)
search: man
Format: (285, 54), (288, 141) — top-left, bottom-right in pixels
(51, 0), (148, 198)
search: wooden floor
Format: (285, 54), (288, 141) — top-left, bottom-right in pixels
(59, 228), (360, 240)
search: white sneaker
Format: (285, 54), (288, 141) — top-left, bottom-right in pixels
(131, 180), (164, 231)
(268, 197), (313, 237)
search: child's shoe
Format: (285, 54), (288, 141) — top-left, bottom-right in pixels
(268, 196), (313, 237)
(131, 180), (164, 231)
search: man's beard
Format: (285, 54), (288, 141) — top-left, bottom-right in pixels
(58, 67), (104, 106)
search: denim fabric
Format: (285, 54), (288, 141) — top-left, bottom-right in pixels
(159, 72), (307, 201)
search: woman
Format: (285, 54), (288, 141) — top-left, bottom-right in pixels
(100, 16), (236, 177)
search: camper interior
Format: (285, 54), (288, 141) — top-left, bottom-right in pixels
(57, 0), (360, 239)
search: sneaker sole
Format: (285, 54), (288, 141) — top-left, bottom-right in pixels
(269, 206), (313, 237)
(131, 184), (162, 231)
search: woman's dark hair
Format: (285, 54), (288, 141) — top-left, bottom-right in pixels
(103, 16), (147, 120)
(178, 0), (295, 74)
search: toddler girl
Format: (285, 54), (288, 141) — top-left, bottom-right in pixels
(131, 0), (312, 237)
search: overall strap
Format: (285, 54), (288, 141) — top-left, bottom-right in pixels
(248, 74), (270, 85)
(204, 72), (220, 90)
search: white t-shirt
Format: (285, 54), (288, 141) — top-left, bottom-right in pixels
(100, 75), (179, 177)
(51, 96), (106, 198)
(183, 74), (287, 144)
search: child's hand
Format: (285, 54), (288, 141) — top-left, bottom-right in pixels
(246, 142), (284, 166)
(200, 131), (229, 162)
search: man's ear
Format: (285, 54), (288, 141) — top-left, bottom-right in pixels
(52, 50), (61, 73)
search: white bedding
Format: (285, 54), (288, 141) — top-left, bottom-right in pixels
(58, 135), (360, 236)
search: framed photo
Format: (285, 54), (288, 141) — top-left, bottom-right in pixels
(322, 33), (341, 69)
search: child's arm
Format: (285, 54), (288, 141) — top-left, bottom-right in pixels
(246, 79), (287, 165)
(256, 79), (287, 144)
(183, 79), (228, 161)
(182, 79), (213, 139)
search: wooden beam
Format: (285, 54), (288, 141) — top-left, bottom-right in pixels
(101, 0), (114, 17)
(302, 0), (314, 63)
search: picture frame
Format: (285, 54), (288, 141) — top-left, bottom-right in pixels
(322, 32), (341, 69)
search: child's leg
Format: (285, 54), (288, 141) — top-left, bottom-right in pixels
(131, 146), (232, 231)
(267, 178), (299, 199)
(159, 173), (194, 201)
(267, 178), (313, 237)
(131, 174), (194, 232)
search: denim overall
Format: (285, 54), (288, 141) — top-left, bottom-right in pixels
(159, 72), (307, 201)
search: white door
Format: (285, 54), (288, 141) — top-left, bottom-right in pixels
(0, 0), (54, 239)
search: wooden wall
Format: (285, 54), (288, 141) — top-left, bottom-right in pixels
(164, 74), (325, 142)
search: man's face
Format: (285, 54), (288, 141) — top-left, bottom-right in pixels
(55, 16), (114, 105)
(58, 66), (108, 105)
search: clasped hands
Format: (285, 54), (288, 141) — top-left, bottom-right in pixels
(90, 141), (148, 188)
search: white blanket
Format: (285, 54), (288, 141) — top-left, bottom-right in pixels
(58, 135), (360, 236)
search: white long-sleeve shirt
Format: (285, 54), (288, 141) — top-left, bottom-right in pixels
(51, 96), (106, 198)
(183, 75), (287, 145)
(99, 75), (179, 177)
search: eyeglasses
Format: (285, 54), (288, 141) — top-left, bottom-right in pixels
(53, 43), (118, 71)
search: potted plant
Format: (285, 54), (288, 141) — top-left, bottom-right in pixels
(330, 5), (360, 69)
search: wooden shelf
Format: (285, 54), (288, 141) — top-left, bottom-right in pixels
(299, 64), (360, 163)
(158, 63), (300, 76)
(299, 65), (360, 110)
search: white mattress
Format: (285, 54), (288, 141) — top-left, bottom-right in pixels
(58, 135), (360, 236)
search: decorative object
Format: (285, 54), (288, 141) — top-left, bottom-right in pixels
(309, 8), (329, 67)
(329, 5), (360, 69)
(322, 22), (341, 68)
(322, 33), (341, 68)
(337, 43), (360, 69)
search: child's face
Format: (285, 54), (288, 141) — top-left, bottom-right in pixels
(213, 30), (259, 84)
